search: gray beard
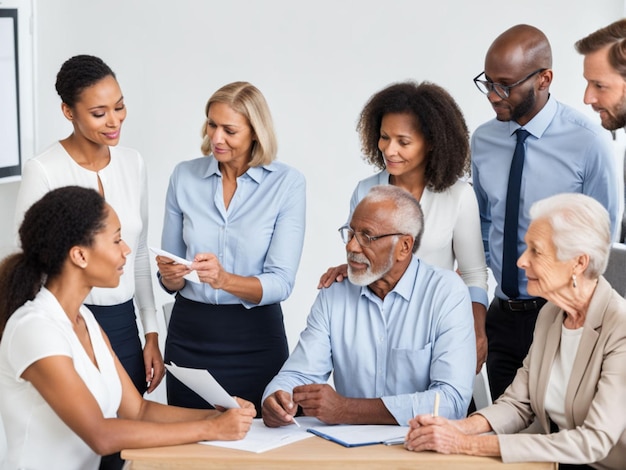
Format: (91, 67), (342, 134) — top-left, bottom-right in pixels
(347, 251), (395, 286)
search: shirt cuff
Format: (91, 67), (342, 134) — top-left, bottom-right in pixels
(468, 286), (489, 308)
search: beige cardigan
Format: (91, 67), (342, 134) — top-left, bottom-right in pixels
(478, 277), (626, 470)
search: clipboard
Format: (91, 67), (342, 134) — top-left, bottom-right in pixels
(306, 424), (407, 448)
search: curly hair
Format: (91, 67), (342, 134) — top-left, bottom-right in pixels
(55, 55), (116, 107)
(200, 81), (278, 166)
(0, 186), (107, 336)
(357, 81), (470, 192)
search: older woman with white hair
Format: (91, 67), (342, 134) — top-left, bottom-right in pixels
(404, 193), (626, 470)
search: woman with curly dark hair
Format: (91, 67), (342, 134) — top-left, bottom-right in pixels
(319, 81), (488, 374)
(0, 186), (255, 470)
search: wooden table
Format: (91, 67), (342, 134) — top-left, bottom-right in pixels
(122, 435), (557, 469)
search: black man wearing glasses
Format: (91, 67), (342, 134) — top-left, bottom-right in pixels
(471, 24), (619, 402)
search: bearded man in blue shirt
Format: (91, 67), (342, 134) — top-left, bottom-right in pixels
(262, 185), (475, 427)
(471, 24), (619, 402)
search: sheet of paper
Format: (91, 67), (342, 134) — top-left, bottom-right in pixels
(201, 417), (319, 453)
(149, 246), (200, 283)
(164, 363), (239, 409)
(307, 423), (409, 447)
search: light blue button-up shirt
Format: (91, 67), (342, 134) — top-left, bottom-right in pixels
(262, 257), (476, 425)
(472, 97), (618, 299)
(161, 156), (306, 307)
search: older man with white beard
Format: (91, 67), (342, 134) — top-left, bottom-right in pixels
(261, 185), (475, 428)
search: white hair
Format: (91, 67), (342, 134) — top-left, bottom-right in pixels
(361, 185), (424, 254)
(529, 193), (611, 279)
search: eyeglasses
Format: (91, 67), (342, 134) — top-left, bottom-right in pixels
(473, 68), (546, 99)
(338, 224), (405, 247)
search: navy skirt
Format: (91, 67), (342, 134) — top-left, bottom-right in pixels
(164, 295), (288, 417)
(86, 299), (147, 395)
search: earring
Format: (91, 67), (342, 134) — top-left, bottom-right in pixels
(572, 274), (577, 288)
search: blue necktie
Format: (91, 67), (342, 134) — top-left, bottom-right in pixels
(501, 128), (530, 299)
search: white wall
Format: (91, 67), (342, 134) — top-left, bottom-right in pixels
(0, 0), (623, 354)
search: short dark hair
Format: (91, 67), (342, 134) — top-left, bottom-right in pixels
(575, 19), (626, 81)
(0, 186), (107, 335)
(357, 81), (470, 192)
(55, 55), (116, 107)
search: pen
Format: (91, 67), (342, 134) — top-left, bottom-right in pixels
(432, 391), (440, 417)
(291, 416), (301, 428)
(383, 437), (405, 446)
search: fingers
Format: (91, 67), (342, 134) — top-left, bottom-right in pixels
(261, 391), (296, 427)
(317, 265), (348, 289)
(219, 408), (255, 441)
(409, 414), (440, 428)
(318, 268), (336, 289)
(155, 255), (175, 266)
(143, 338), (165, 393)
(234, 396), (256, 410)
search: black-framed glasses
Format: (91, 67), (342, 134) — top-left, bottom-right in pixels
(473, 68), (546, 99)
(338, 224), (405, 247)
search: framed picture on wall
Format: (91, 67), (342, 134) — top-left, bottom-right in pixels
(0, 8), (21, 180)
(0, 0), (34, 184)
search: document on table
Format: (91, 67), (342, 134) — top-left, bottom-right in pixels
(149, 246), (200, 283)
(307, 423), (409, 447)
(201, 417), (319, 453)
(164, 363), (239, 409)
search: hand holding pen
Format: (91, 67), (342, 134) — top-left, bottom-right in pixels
(261, 390), (301, 428)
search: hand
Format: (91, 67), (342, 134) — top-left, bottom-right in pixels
(405, 414), (467, 454)
(261, 390), (298, 427)
(156, 255), (190, 291)
(292, 383), (345, 424)
(317, 264), (348, 289)
(475, 331), (488, 375)
(235, 396), (256, 410)
(206, 406), (256, 441)
(192, 253), (228, 289)
(143, 333), (165, 393)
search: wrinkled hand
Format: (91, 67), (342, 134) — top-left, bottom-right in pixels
(192, 253), (227, 289)
(143, 333), (164, 393)
(156, 255), (190, 291)
(206, 406), (256, 441)
(317, 264), (348, 289)
(262, 390), (298, 427)
(405, 414), (466, 454)
(293, 383), (346, 424)
(475, 332), (488, 375)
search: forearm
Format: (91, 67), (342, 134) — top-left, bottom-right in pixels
(132, 399), (216, 423)
(337, 397), (397, 425)
(472, 302), (487, 337)
(457, 413), (493, 435)
(219, 272), (263, 305)
(90, 415), (217, 455)
(461, 434), (501, 457)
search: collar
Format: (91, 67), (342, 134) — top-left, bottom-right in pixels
(203, 155), (273, 183)
(361, 256), (420, 302)
(509, 94), (557, 139)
